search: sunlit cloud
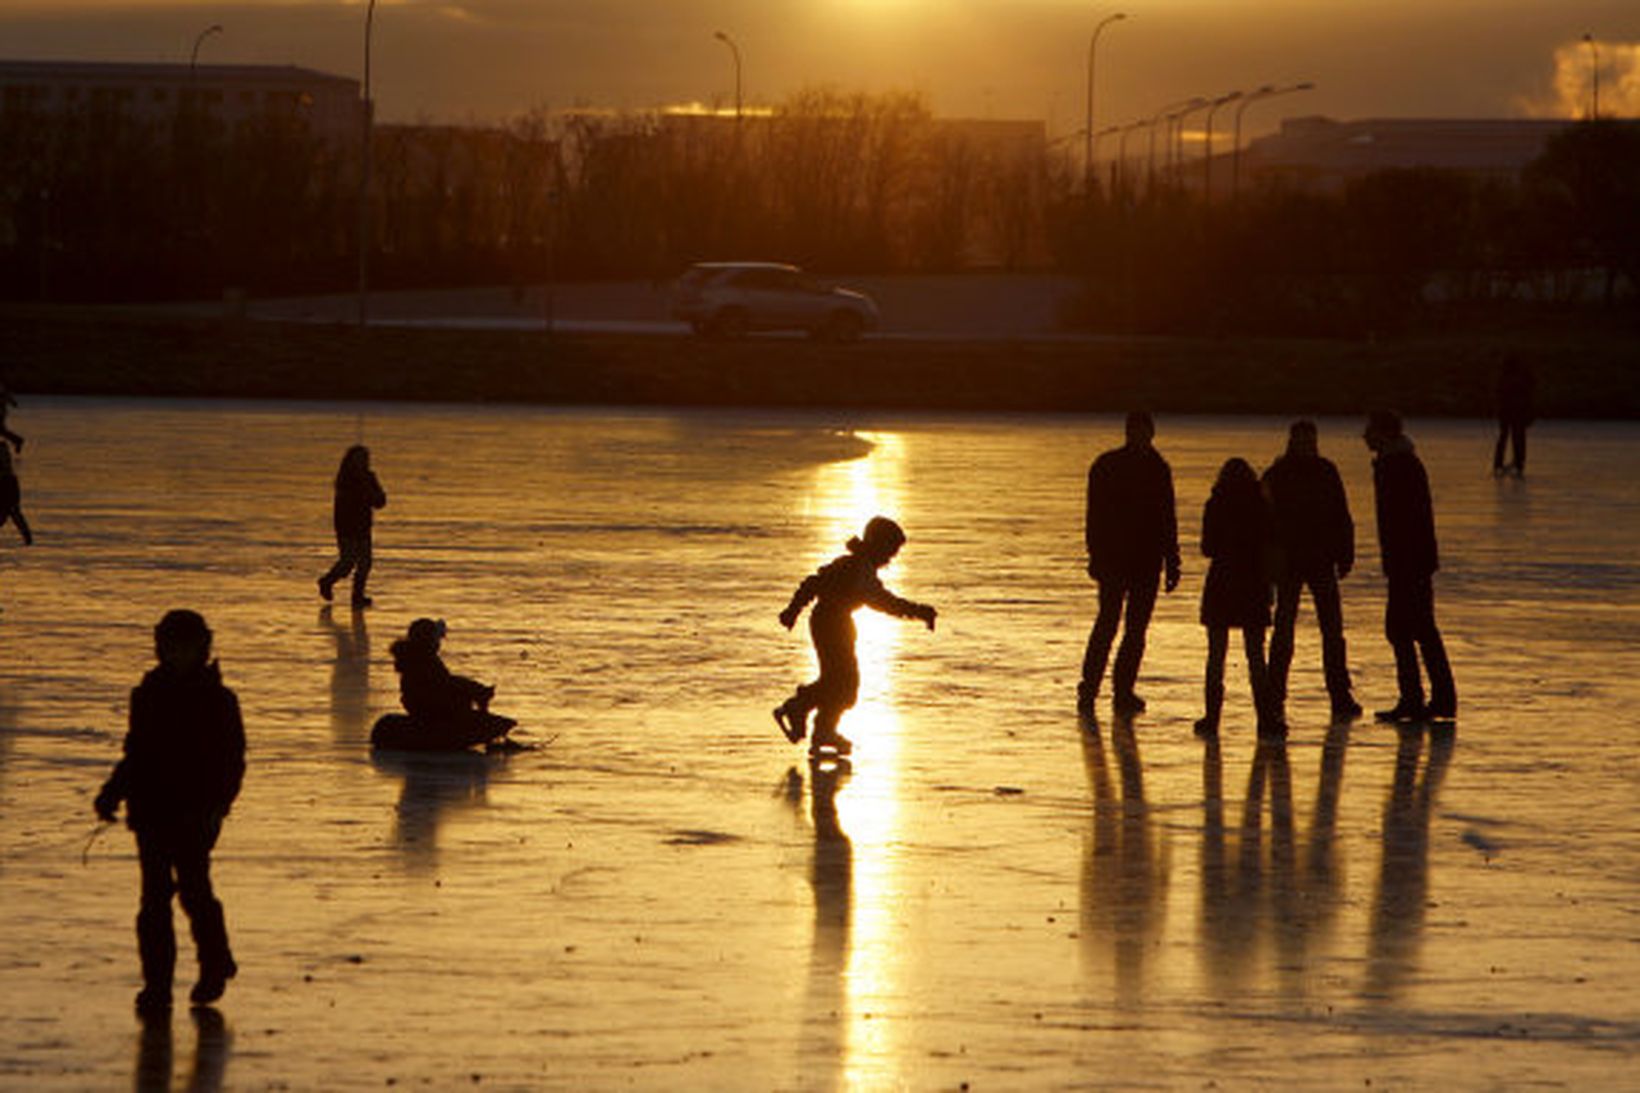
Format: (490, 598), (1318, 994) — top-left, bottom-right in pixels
(1522, 38), (1640, 119)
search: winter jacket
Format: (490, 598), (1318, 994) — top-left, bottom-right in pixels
(334, 469), (387, 539)
(1199, 488), (1273, 629)
(1372, 439), (1439, 578)
(1086, 444), (1180, 582)
(391, 642), (490, 723)
(787, 552), (924, 636)
(100, 663), (245, 832)
(1261, 452), (1354, 575)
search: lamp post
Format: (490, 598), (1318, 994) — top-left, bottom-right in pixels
(1173, 97), (1213, 180)
(714, 30), (742, 120)
(1583, 33), (1599, 120)
(1146, 97), (1201, 194)
(1201, 91), (1241, 201)
(1230, 81), (1314, 201)
(357, 0), (376, 328)
(188, 23), (223, 83)
(1084, 12), (1128, 192)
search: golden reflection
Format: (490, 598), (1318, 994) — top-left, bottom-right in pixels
(802, 430), (908, 1084)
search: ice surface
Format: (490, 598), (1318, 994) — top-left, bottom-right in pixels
(0, 399), (1635, 1089)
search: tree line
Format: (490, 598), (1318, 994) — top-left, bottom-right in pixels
(0, 88), (1635, 334)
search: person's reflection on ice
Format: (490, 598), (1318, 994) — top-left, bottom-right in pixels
(134, 1006), (232, 1093)
(784, 758), (852, 1090)
(373, 751), (493, 874)
(1079, 716), (1168, 1007)
(321, 605), (369, 743)
(1365, 724), (1454, 1002)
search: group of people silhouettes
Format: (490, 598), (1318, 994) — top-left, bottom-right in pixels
(78, 407), (1465, 1018)
(1077, 409), (1455, 739)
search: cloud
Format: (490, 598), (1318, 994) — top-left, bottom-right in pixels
(1521, 38), (1640, 119)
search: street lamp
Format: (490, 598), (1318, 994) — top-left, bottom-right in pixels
(1230, 81), (1314, 200)
(357, 0), (377, 328)
(1146, 96), (1202, 193)
(714, 30), (742, 120)
(1201, 91), (1242, 200)
(1583, 34), (1600, 120)
(188, 24), (223, 82)
(1173, 97), (1214, 179)
(1084, 12), (1128, 192)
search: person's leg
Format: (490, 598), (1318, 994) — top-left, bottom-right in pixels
(1380, 577), (1426, 719)
(7, 503), (30, 545)
(135, 832), (179, 1010)
(174, 825), (235, 1003)
(1512, 421), (1528, 475)
(1112, 572), (1160, 710)
(319, 536), (359, 598)
(1267, 575), (1301, 707)
(1492, 421), (1508, 472)
(349, 535), (374, 604)
(1196, 626), (1228, 735)
(811, 620), (859, 750)
(1309, 569), (1357, 715)
(1243, 625), (1283, 736)
(1080, 580), (1124, 707)
(1411, 577), (1456, 716)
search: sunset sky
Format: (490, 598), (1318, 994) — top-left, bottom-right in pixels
(2, 1), (1637, 134)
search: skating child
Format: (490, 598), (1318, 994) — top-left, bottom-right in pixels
(775, 516), (937, 756)
(94, 610), (245, 1014)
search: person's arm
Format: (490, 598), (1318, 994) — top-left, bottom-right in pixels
(95, 687), (145, 820)
(865, 579), (937, 630)
(369, 472), (386, 510)
(779, 573), (821, 629)
(1162, 463), (1181, 591)
(217, 689), (246, 816)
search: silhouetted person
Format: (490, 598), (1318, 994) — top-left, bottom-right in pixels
(0, 443), (32, 545)
(318, 445), (386, 608)
(1080, 411), (1181, 717)
(388, 618), (514, 745)
(1492, 356), (1535, 476)
(1194, 458), (1282, 738)
(775, 516), (937, 757)
(1364, 410), (1456, 723)
(0, 376), (23, 452)
(1262, 420), (1360, 721)
(95, 610), (244, 1015)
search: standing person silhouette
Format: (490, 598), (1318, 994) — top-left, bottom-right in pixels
(1492, 356), (1535, 477)
(318, 445), (386, 608)
(0, 443), (32, 545)
(1364, 410), (1456, 723)
(1262, 420), (1361, 722)
(0, 376), (24, 452)
(1079, 411), (1181, 718)
(775, 516), (937, 757)
(94, 610), (245, 1015)
(1193, 458), (1282, 739)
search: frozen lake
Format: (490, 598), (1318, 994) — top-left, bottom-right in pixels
(1, 398), (1636, 1089)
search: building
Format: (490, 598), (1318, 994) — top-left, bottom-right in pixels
(1238, 115), (1577, 192)
(0, 60), (361, 145)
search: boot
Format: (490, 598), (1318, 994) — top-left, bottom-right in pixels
(1194, 683), (1224, 738)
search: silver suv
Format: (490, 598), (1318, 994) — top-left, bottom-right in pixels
(671, 262), (879, 341)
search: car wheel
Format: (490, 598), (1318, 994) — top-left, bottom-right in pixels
(711, 307), (748, 340)
(821, 310), (864, 342)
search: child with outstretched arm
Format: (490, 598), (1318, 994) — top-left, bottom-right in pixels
(775, 516), (936, 757)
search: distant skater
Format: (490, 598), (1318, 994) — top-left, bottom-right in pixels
(1262, 421), (1361, 721)
(0, 443), (32, 545)
(775, 516), (937, 756)
(94, 610), (245, 1015)
(1364, 410), (1456, 723)
(1194, 458), (1283, 739)
(381, 618), (516, 750)
(1492, 356), (1535, 476)
(318, 445), (386, 607)
(1080, 410), (1181, 717)
(0, 376), (23, 452)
